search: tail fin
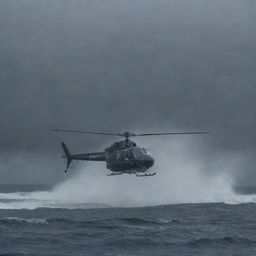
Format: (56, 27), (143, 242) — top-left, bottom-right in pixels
(61, 142), (72, 173)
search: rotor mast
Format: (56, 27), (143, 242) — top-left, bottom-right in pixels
(121, 132), (135, 142)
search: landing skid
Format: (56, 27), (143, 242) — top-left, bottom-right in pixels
(107, 171), (156, 177)
(107, 172), (123, 176)
(135, 172), (156, 177)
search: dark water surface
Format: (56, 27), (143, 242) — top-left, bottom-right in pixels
(0, 185), (256, 256)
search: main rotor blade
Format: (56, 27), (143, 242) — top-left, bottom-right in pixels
(52, 129), (121, 136)
(52, 129), (210, 138)
(134, 131), (210, 136)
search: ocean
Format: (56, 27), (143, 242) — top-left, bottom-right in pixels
(0, 184), (256, 256)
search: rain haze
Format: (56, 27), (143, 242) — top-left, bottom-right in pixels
(0, 0), (256, 205)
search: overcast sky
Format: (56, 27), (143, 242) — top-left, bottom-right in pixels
(0, 0), (256, 184)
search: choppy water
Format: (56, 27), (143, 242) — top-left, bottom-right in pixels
(0, 185), (256, 256)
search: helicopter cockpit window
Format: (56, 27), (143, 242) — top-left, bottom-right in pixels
(117, 150), (134, 161)
(132, 148), (145, 158)
(117, 151), (125, 161)
(121, 151), (126, 160)
(142, 148), (152, 156)
(125, 149), (134, 160)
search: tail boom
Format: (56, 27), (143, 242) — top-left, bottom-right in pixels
(61, 142), (106, 172)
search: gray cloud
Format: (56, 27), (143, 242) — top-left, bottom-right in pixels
(0, 0), (256, 184)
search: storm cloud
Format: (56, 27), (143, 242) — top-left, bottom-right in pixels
(0, 0), (256, 184)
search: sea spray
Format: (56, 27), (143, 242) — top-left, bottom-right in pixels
(0, 137), (255, 209)
(50, 137), (248, 206)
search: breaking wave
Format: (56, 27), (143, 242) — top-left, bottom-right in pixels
(0, 178), (256, 209)
(0, 216), (177, 228)
(187, 236), (256, 247)
(0, 217), (47, 225)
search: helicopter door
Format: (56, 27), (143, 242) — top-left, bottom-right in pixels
(117, 151), (125, 161)
(131, 147), (144, 159)
(125, 149), (134, 161)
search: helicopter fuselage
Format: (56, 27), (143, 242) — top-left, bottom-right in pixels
(106, 146), (154, 172)
(61, 140), (154, 176)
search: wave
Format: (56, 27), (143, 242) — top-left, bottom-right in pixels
(0, 254), (26, 256)
(0, 217), (47, 225)
(46, 217), (164, 226)
(104, 237), (160, 248)
(117, 217), (175, 225)
(187, 236), (256, 247)
(0, 217), (89, 226)
(0, 191), (50, 200)
(0, 190), (110, 209)
(1, 188), (256, 209)
(0, 216), (176, 230)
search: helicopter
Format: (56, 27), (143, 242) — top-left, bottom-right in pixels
(53, 129), (209, 177)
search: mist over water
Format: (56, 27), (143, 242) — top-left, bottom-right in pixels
(1, 138), (256, 209)
(50, 138), (240, 206)
(47, 138), (256, 207)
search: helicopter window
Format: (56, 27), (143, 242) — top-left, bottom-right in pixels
(125, 150), (134, 160)
(132, 148), (145, 157)
(117, 151), (125, 161)
(143, 148), (152, 156)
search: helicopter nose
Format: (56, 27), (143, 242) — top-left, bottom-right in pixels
(137, 155), (154, 168)
(145, 156), (154, 168)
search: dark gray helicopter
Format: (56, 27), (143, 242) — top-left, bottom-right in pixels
(53, 130), (209, 177)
